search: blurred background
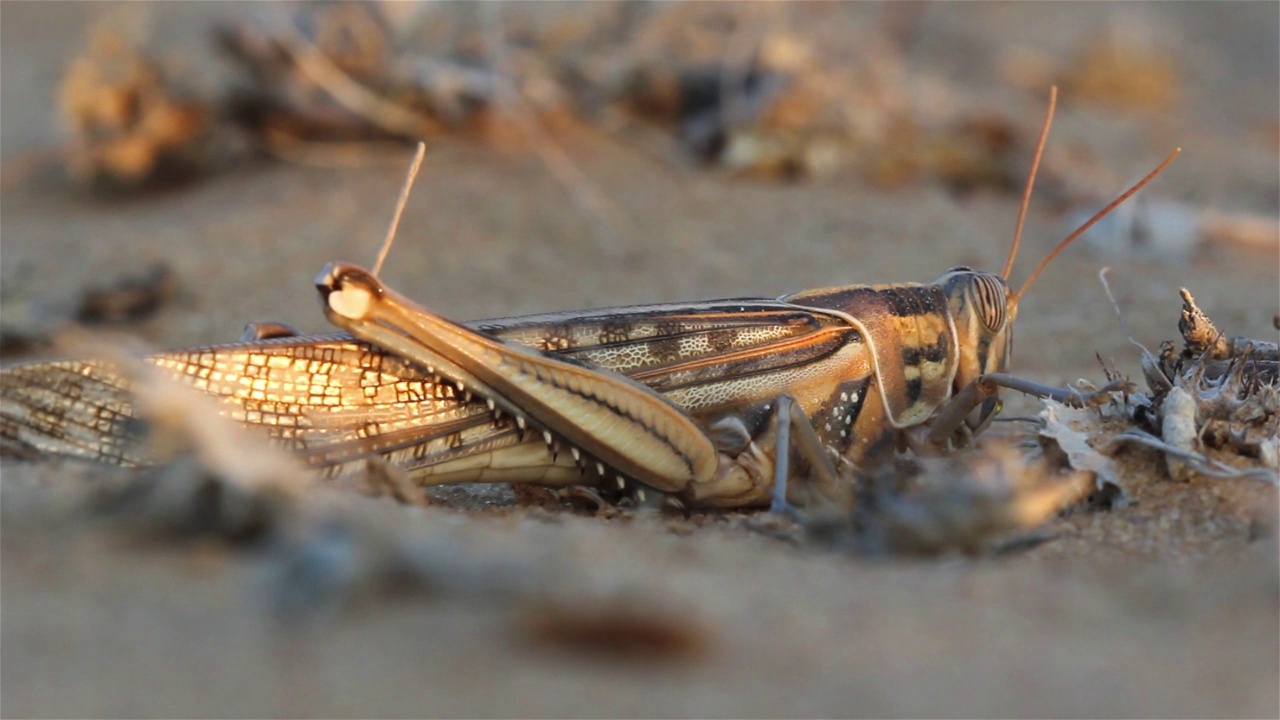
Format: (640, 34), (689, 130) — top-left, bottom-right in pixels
(1, 2), (1275, 368)
(1, 2), (1277, 717)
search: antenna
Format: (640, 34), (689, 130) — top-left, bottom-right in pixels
(371, 141), (427, 277)
(1002, 86), (1057, 280)
(1011, 147), (1182, 304)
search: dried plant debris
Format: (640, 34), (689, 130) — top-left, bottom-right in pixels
(620, 9), (1013, 188)
(76, 262), (176, 325)
(217, 3), (443, 147)
(88, 453), (293, 544)
(1040, 287), (1277, 503)
(215, 2), (573, 157)
(617, 40), (855, 179)
(51, 2), (582, 188)
(594, 5), (1035, 187)
(29, 0), (1265, 226)
(0, 280), (63, 357)
(61, 344), (307, 539)
(59, 28), (214, 190)
(859, 113), (1027, 194)
(1005, 19), (1186, 116)
(796, 442), (1091, 557)
(604, 5), (910, 181)
(1059, 27), (1182, 114)
(1038, 398), (1128, 498)
(863, 449), (1093, 557)
(41, 3), (1041, 189)
(1147, 290), (1279, 479)
(1172, 288), (1278, 364)
(0, 264), (177, 359)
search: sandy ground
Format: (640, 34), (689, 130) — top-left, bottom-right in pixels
(1, 2), (1278, 717)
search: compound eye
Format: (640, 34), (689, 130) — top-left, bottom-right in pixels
(972, 274), (1006, 332)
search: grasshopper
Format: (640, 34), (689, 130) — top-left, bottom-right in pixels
(0, 90), (1179, 511)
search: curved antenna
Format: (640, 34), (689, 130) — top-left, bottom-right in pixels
(1011, 147), (1181, 304)
(1002, 86), (1058, 280)
(372, 141), (427, 277)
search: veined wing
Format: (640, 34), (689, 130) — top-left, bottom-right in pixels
(478, 299), (864, 416)
(1, 332), (493, 472)
(1, 299), (861, 475)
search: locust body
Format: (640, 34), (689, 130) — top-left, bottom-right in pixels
(0, 271), (1008, 508)
(0, 91), (1179, 510)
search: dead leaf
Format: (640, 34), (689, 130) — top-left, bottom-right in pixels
(1039, 401), (1124, 495)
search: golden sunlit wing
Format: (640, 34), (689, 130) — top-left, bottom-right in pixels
(1, 299), (863, 480)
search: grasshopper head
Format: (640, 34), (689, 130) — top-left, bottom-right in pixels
(934, 88), (1179, 434)
(932, 130), (1178, 433)
(937, 267), (1014, 429)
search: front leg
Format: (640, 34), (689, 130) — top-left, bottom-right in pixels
(925, 372), (1133, 449)
(314, 263), (720, 496)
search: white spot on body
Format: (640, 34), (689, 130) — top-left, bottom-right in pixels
(328, 285), (373, 319)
